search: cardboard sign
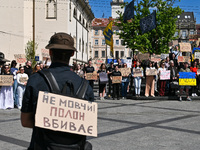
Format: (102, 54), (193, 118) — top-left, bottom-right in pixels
(133, 69), (143, 77)
(146, 69), (157, 76)
(41, 49), (50, 58)
(86, 72), (97, 80)
(19, 77), (28, 83)
(151, 55), (161, 62)
(0, 75), (13, 86)
(14, 54), (27, 64)
(112, 76), (122, 84)
(35, 91), (98, 137)
(137, 53), (149, 61)
(197, 69), (200, 75)
(178, 56), (190, 63)
(179, 43), (191, 52)
(119, 68), (131, 76)
(194, 52), (200, 59)
(161, 54), (169, 60)
(179, 72), (196, 86)
(160, 70), (170, 80)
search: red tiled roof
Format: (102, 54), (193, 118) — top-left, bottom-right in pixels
(92, 18), (117, 27)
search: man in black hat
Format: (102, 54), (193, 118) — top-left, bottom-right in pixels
(21, 32), (94, 149)
(0, 52), (10, 66)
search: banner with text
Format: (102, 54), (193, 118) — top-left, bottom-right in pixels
(146, 69), (157, 76)
(14, 54), (26, 64)
(86, 72), (97, 80)
(178, 56), (190, 64)
(151, 55), (161, 62)
(138, 53), (149, 61)
(119, 68), (131, 76)
(35, 91), (98, 137)
(133, 69), (143, 77)
(112, 76), (122, 84)
(179, 43), (191, 52)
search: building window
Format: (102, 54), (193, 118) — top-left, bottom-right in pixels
(95, 40), (98, 45)
(46, 0), (57, 19)
(79, 15), (81, 22)
(95, 30), (98, 35)
(102, 39), (105, 45)
(188, 16), (191, 18)
(120, 51), (124, 58)
(102, 51), (105, 58)
(116, 40), (119, 45)
(115, 51), (119, 59)
(190, 30), (194, 35)
(121, 40), (124, 45)
(73, 8), (77, 18)
(174, 31), (178, 37)
(79, 39), (81, 51)
(182, 31), (186, 38)
(95, 51), (98, 58)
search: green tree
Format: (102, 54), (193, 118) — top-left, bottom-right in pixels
(115, 0), (183, 54)
(25, 40), (38, 67)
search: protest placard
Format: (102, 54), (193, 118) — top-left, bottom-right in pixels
(151, 55), (161, 62)
(178, 56), (190, 63)
(137, 53), (149, 61)
(14, 54), (27, 64)
(161, 54), (169, 60)
(99, 72), (108, 84)
(112, 76), (122, 84)
(179, 72), (196, 86)
(41, 49), (50, 58)
(146, 69), (157, 76)
(197, 69), (200, 75)
(86, 72), (97, 80)
(0, 75), (13, 86)
(179, 43), (191, 52)
(19, 77), (28, 83)
(194, 52), (200, 59)
(160, 70), (170, 80)
(133, 69), (143, 77)
(35, 91), (98, 137)
(119, 68), (131, 76)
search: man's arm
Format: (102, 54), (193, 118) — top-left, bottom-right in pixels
(21, 112), (34, 128)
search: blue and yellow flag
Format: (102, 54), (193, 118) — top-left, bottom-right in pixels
(103, 21), (113, 55)
(179, 72), (196, 86)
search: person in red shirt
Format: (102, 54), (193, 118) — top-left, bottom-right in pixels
(190, 61), (198, 96)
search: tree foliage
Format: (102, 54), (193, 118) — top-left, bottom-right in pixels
(25, 40), (38, 67)
(115, 0), (183, 54)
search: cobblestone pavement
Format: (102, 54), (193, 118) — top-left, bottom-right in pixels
(1, 99), (200, 150)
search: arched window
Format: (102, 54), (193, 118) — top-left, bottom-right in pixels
(79, 15), (81, 22)
(46, 0), (57, 19)
(73, 8), (77, 18)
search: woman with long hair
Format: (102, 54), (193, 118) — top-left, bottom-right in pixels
(133, 61), (143, 97)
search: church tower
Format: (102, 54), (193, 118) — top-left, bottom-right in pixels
(111, 0), (125, 18)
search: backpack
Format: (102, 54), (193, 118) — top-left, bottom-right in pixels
(35, 69), (92, 150)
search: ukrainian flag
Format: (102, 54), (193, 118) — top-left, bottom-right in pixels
(103, 21), (113, 55)
(179, 72), (196, 86)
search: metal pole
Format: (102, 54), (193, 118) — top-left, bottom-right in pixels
(33, 0), (35, 57)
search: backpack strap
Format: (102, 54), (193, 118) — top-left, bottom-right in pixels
(38, 70), (60, 94)
(76, 79), (89, 99)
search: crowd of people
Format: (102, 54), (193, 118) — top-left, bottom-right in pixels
(0, 60), (48, 109)
(0, 46), (200, 110)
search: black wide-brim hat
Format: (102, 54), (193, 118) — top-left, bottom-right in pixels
(0, 52), (10, 62)
(45, 32), (77, 51)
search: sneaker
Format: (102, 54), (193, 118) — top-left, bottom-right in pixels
(122, 97), (125, 99)
(194, 93), (198, 97)
(145, 95), (149, 97)
(117, 97), (120, 100)
(151, 95), (155, 97)
(187, 97), (192, 101)
(179, 97), (182, 101)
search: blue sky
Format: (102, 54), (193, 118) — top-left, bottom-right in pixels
(89, 0), (200, 24)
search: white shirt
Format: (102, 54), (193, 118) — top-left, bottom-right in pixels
(17, 73), (29, 85)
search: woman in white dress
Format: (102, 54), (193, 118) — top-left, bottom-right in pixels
(0, 65), (14, 109)
(16, 67), (28, 109)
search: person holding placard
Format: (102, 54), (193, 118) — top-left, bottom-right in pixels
(145, 62), (155, 97)
(158, 62), (166, 96)
(111, 65), (121, 100)
(84, 60), (95, 89)
(16, 67), (28, 109)
(107, 62), (114, 98)
(121, 63), (130, 99)
(24, 61), (33, 77)
(168, 60), (178, 96)
(133, 61), (143, 97)
(97, 63), (108, 100)
(190, 61), (198, 97)
(178, 62), (192, 101)
(0, 65), (14, 109)
(21, 33), (94, 150)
